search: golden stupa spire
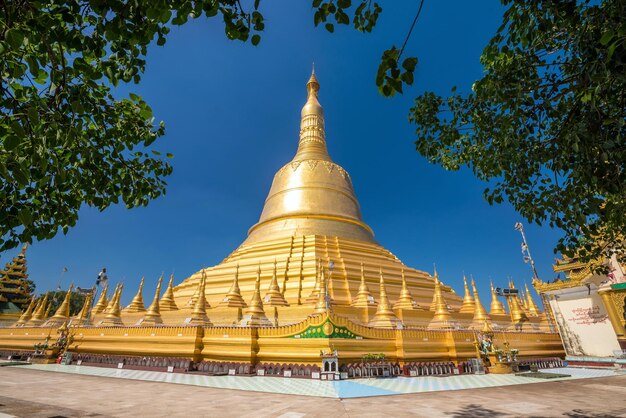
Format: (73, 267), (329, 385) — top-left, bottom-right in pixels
(306, 259), (323, 303)
(469, 278), (491, 330)
(240, 265), (271, 326)
(525, 283), (541, 316)
(103, 284), (119, 314)
(189, 272), (212, 326)
(74, 289), (94, 325)
(368, 267), (402, 328)
(28, 292), (49, 326)
(507, 289), (528, 325)
(393, 268), (417, 310)
(313, 264), (329, 315)
(429, 265), (439, 311)
(159, 273), (179, 311)
(91, 283), (109, 316)
(459, 274), (475, 314)
(489, 280), (507, 315)
(125, 277), (146, 313)
(352, 263), (377, 308)
(47, 283), (74, 325)
(142, 275), (164, 325)
(101, 284), (124, 326)
(220, 264), (247, 308)
(263, 259), (289, 306)
(428, 272), (458, 330)
(14, 296), (35, 326)
(244, 70), (375, 245)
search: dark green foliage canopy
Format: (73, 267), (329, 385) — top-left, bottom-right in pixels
(409, 0), (626, 264)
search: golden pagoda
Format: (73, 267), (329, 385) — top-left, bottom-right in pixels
(0, 70), (564, 375)
(0, 244), (34, 314)
(459, 275), (475, 314)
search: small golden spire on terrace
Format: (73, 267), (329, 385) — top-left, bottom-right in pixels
(368, 267), (402, 329)
(313, 265), (329, 315)
(104, 284), (120, 314)
(14, 296), (35, 326)
(507, 289), (528, 325)
(74, 289), (94, 325)
(459, 275), (475, 314)
(91, 284), (109, 316)
(393, 268), (418, 310)
(101, 284), (124, 326)
(469, 278), (491, 330)
(489, 280), (507, 315)
(428, 273), (458, 330)
(240, 265), (271, 326)
(143, 276), (164, 326)
(525, 283), (541, 316)
(159, 274), (179, 311)
(220, 264), (247, 308)
(189, 272), (211, 326)
(306, 259), (323, 304)
(125, 277), (146, 313)
(47, 283), (74, 325)
(352, 263), (377, 308)
(264, 259), (289, 306)
(28, 292), (49, 326)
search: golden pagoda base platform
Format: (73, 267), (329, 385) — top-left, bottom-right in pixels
(0, 312), (564, 378)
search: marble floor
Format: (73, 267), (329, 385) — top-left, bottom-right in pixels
(1, 366), (626, 417)
(10, 364), (623, 398)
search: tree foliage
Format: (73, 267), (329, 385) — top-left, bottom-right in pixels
(409, 0), (626, 265)
(1, 0), (419, 255)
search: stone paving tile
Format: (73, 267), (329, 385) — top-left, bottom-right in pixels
(1, 367), (626, 417)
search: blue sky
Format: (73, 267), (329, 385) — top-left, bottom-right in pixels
(9, 1), (562, 304)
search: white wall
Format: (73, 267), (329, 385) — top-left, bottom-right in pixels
(549, 287), (620, 357)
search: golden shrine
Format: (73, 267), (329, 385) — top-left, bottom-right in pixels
(0, 71), (564, 377)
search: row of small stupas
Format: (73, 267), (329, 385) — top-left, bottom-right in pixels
(8, 252), (547, 332)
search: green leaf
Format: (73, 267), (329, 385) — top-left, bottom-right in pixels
(3, 136), (20, 151)
(6, 29), (25, 49)
(325, 23), (334, 33)
(251, 34), (261, 46)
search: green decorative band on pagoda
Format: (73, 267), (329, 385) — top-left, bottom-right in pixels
(291, 319), (361, 339)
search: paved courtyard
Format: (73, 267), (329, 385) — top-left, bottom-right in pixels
(0, 365), (625, 417)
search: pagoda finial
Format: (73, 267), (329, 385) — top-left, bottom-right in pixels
(14, 296), (36, 326)
(428, 274), (458, 330)
(306, 259), (323, 303)
(489, 280), (507, 315)
(47, 283), (74, 326)
(125, 277), (146, 313)
(91, 283), (109, 316)
(263, 259), (289, 306)
(352, 262), (377, 307)
(159, 273), (179, 311)
(469, 278), (491, 329)
(142, 275), (164, 325)
(459, 274), (476, 313)
(74, 289), (94, 325)
(220, 264), (247, 308)
(393, 268), (418, 310)
(368, 267), (402, 328)
(241, 264), (271, 326)
(21, 242), (28, 255)
(525, 283), (541, 316)
(189, 271), (211, 326)
(27, 292), (49, 326)
(101, 284), (124, 326)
